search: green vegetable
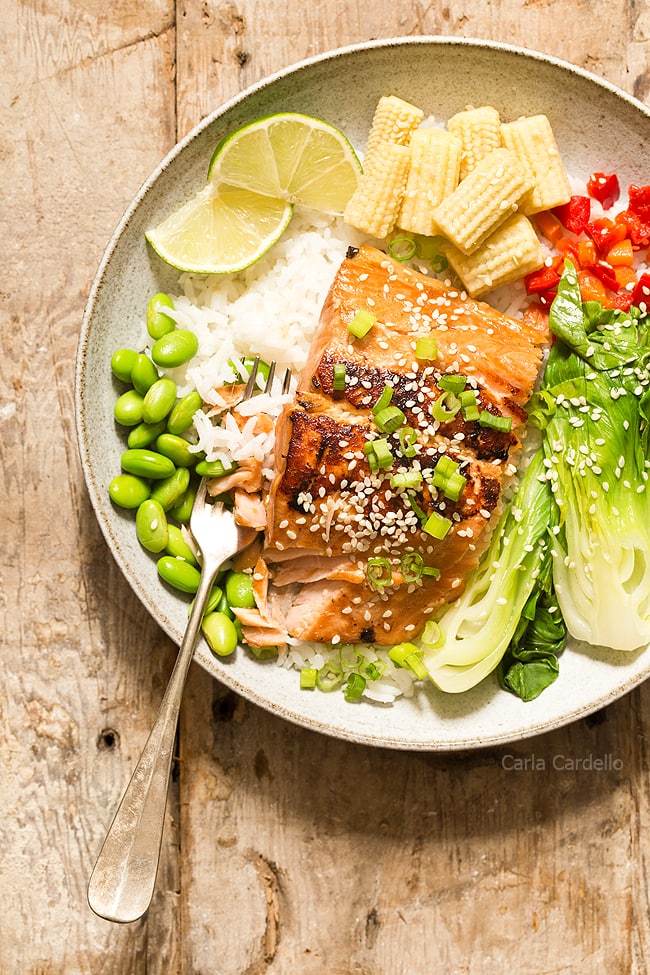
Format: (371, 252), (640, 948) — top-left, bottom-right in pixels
(149, 466), (191, 511)
(225, 571), (256, 608)
(108, 473), (150, 509)
(415, 335), (438, 360)
(374, 405), (406, 434)
(165, 524), (198, 565)
(146, 293), (176, 339)
(121, 448), (175, 480)
(167, 390), (203, 435)
(142, 378), (177, 424)
(131, 353), (159, 394)
(135, 499), (169, 553)
(157, 555), (201, 593)
(300, 667), (318, 689)
(151, 329), (199, 368)
(478, 410), (512, 433)
(201, 611), (239, 656)
(332, 363), (346, 391)
(127, 420), (166, 449)
(114, 389), (145, 427)
(423, 510), (452, 540)
(169, 482), (197, 523)
(155, 433), (197, 468)
(195, 458), (236, 478)
(347, 309), (376, 339)
(111, 348), (138, 383)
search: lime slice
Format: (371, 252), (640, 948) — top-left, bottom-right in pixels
(145, 184), (293, 274)
(208, 112), (362, 215)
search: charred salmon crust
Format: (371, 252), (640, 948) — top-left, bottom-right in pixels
(265, 245), (547, 646)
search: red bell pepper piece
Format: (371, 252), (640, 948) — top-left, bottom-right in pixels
(612, 291), (634, 312)
(553, 195), (591, 235)
(631, 272), (650, 310)
(628, 184), (650, 222)
(585, 217), (627, 254)
(524, 264), (561, 294)
(586, 172), (620, 210)
(537, 290), (558, 309)
(589, 261), (620, 292)
(616, 208), (650, 246)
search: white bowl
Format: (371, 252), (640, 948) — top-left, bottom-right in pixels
(75, 36), (650, 750)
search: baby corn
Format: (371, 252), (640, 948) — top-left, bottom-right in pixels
(431, 147), (533, 255)
(501, 114), (571, 214)
(363, 95), (424, 170)
(344, 142), (411, 239)
(447, 105), (502, 180)
(398, 128), (462, 236)
(443, 213), (545, 298)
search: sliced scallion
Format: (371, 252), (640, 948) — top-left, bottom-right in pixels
(300, 667), (318, 689)
(372, 438), (394, 469)
(422, 565), (441, 579)
(347, 309), (377, 339)
(316, 663), (344, 692)
(390, 469), (423, 490)
(400, 551), (424, 582)
(439, 374), (467, 394)
(374, 404), (406, 434)
(366, 556), (393, 589)
(423, 510), (452, 539)
(443, 470), (467, 502)
(332, 363), (346, 391)
(478, 410), (513, 433)
(387, 236), (417, 261)
(415, 335), (438, 360)
(431, 391), (460, 423)
(398, 426), (418, 458)
(372, 384), (394, 413)
(344, 672), (366, 702)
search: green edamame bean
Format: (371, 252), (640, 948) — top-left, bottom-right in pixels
(216, 590), (235, 620)
(195, 459), (236, 478)
(135, 498), (169, 553)
(111, 348), (138, 383)
(150, 466), (191, 510)
(169, 482), (197, 523)
(127, 420), (166, 449)
(146, 293), (176, 340)
(201, 611), (238, 657)
(151, 329), (199, 368)
(131, 353), (159, 395)
(108, 473), (150, 509)
(225, 570), (256, 608)
(157, 555), (201, 593)
(121, 448), (175, 480)
(142, 377), (177, 424)
(165, 524), (198, 565)
(167, 390), (203, 436)
(155, 433), (197, 468)
(114, 389), (145, 427)
(188, 584), (223, 619)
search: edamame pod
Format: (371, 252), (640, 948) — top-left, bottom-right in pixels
(201, 611), (238, 656)
(142, 377), (177, 424)
(111, 348), (138, 383)
(135, 499), (169, 553)
(146, 293), (176, 340)
(121, 448), (175, 479)
(165, 524), (198, 565)
(127, 420), (166, 449)
(151, 329), (199, 368)
(155, 433), (197, 468)
(225, 570), (256, 608)
(150, 466), (191, 510)
(131, 353), (159, 395)
(167, 390), (203, 435)
(157, 555), (201, 593)
(114, 389), (145, 427)
(108, 473), (150, 509)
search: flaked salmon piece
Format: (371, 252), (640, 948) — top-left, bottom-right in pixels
(232, 606), (288, 648)
(208, 457), (264, 496)
(263, 244), (545, 645)
(234, 489), (267, 530)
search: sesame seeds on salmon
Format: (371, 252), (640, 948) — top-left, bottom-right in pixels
(262, 244), (548, 646)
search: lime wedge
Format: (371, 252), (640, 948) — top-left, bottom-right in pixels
(208, 112), (362, 215)
(145, 184), (293, 275)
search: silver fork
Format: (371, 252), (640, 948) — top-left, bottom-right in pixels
(87, 358), (290, 924)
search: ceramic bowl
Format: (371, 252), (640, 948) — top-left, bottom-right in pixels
(76, 37), (650, 750)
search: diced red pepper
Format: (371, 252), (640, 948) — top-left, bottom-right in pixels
(628, 184), (650, 222)
(537, 290), (558, 309)
(616, 208), (650, 247)
(577, 239), (598, 267)
(630, 272), (650, 310)
(585, 216), (627, 254)
(612, 291), (634, 311)
(589, 261), (620, 292)
(553, 195), (591, 235)
(525, 264), (561, 294)
(586, 172), (620, 210)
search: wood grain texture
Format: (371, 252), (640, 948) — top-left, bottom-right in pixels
(4, 0), (650, 971)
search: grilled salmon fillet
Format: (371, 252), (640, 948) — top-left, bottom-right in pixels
(261, 244), (547, 646)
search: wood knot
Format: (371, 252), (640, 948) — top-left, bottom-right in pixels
(97, 728), (120, 751)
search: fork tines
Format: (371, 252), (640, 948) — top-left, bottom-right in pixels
(243, 356), (292, 398)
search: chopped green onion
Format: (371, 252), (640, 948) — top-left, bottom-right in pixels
(372, 384), (394, 413)
(403, 652), (429, 680)
(400, 551), (424, 582)
(432, 455), (459, 483)
(443, 470), (467, 502)
(347, 309), (377, 338)
(462, 403), (481, 422)
(422, 565), (441, 579)
(316, 663), (344, 692)
(340, 647), (365, 670)
(344, 672), (366, 702)
(388, 642), (421, 668)
(363, 661), (385, 680)
(415, 335), (438, 360)
(478, 410), (513, 433)
(363, 441), (379, 472)
(247, 644), (278, 660)
(332, 363), (346, 391)
(366, 557), (393, 589)
(372, 438), (394, 469)
(374, 404), (406, 433)
(398, 426), (418, 458)
(458, 389), (477, 408)
(421, 620), (443, 647)
(387, 236), (417, 261)
(430, 253), (449, 274)
(423, 510), (453, 539)
(439, 374), (467, 394)
(300, 667), (318, 689)
(431, 391), (460, 423)
(407, 492), (427, 524)
(390, 469), (423, 490)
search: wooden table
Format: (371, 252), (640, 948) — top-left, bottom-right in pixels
(4, 2), (650, 972)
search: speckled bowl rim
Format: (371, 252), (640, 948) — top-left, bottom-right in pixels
(76, 36), (650, 751)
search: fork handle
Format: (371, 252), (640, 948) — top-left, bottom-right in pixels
(87, 558), (220, 923)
